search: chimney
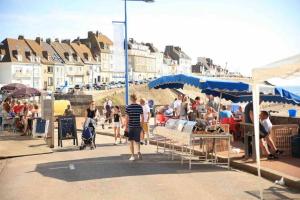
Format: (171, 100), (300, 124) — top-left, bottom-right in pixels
(35, 37), (43, 45)
(46, 38), (51, 44)
(61, 39), (71, 45)
(76, 37), (80, 45)
(88, 31), (93, 38)
(55, 38), (60, 43)
(18, 35), (24, 40)
(96, 31), (99, 37)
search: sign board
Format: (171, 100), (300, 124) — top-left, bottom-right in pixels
(58, 116), (78, 147)
(32, 118), (49, 138)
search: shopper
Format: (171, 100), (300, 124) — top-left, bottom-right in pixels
(125, 94), (144, 161)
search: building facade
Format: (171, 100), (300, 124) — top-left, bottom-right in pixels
(192, 57), (229, 77)
(164, 45), (191, 74)
(0, 36), (42, 89)
(71, 39), (101, 84)
(128, 38), (156, 81)
(80, 31), (116, 83)
(51, 39), (86, 86)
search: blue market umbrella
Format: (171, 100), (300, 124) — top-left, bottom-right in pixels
(148, 74), (249, 91)
(201, 87), (300, 105)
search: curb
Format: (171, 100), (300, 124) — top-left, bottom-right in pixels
(94, 130), (300, 191)
(0, 151), (53, 160)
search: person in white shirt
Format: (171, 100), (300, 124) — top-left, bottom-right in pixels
(173, 94), (182, 117)
(260, 111), (283, 159)
(140, 98), (150, 145)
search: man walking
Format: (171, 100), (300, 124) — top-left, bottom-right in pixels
(125, 94), (144, 161)
(140, 98), (150, 145)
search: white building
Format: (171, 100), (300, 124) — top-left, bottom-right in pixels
(0, 37), (42, 89)
(164, 45), (192, 74)
(128, 38), (156, 81)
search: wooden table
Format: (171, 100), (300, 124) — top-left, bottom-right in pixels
(190, 133), (232, 169)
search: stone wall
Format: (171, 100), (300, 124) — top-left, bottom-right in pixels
(270, 116), (300, 134)
(55, 94), (93, 116)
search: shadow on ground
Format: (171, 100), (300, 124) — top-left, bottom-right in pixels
(245, 186), (300, 200)
(33, 153), (230, 182)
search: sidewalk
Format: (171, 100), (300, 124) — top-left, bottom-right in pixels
(0, 131), (53, 159)
(78, 118), (300, 191)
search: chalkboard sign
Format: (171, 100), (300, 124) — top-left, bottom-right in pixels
(58, 116), (78, 147)
(32, 118), (49, 138)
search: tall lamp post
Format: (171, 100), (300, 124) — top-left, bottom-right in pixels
(123, 0), (154, 105)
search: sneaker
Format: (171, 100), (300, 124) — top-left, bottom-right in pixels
(129, 156), (135, 161)
(140, 141), (144, 145)
(145, 140), (148, 145)
(137, 152), (143, 160)
(114, 141), (118, 145)
(267, 154), (278, 160)
(276, 150), (284, 155)
(119, 140), (122, 144)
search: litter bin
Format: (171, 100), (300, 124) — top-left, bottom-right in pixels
(292, 135), (300, 158)
(288, 109), (297, 117)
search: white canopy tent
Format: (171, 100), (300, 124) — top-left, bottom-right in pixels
(251, 53), (300, 199)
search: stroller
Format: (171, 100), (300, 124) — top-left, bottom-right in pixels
(79, 118), (96, 150)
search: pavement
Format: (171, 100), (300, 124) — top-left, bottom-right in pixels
(0, 131), (52, 159)
(1, 134), (299, 200)
(81, 119), (300, 191)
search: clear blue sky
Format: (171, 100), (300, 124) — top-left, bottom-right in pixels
(1, 0), (300, 75)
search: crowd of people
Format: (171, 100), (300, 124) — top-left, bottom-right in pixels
(154, 94), (284, 160)
(156, 94), (243, 126)
(0, 99), (40, 136)
(84, 95), (151, 160)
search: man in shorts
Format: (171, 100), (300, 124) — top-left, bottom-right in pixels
(125, 94), (144, 161)
(140, 98), (150, 145)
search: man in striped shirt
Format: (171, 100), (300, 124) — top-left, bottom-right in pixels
(125, 94), (144, 161)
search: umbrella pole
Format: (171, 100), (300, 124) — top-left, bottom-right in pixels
(216, 93), (222, 122)
(252, 83), (263, 200)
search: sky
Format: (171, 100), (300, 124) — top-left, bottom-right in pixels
(1, 0), (300, 77)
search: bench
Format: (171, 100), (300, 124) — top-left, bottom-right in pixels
(152, 119), (231, 169)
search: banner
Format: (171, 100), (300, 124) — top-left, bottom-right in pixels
(113, 23), (125, 74)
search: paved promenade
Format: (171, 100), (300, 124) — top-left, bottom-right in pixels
(1, 134), (299, 200)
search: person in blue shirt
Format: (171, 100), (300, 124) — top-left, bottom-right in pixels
(219, 105), (233, 121)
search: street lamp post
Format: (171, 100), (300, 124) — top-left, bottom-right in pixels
(123, 0), (154, 105)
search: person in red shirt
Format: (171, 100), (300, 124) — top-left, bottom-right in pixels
(13, 101), (23, 114)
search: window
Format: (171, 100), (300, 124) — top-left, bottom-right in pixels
(48, 77), (53, 86)
(47, 66), (53, 73)
(100, 42), (104, 49)
(36, 56), (41, 63)
(17, 55), (22, 62)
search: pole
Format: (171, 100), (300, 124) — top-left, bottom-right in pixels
(124, 0), (129, 105)
(32, 64), (35, 88)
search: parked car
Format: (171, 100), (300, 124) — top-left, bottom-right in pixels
(55, 87), (62, 93)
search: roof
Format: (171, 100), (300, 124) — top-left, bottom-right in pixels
(51, 42), (83, 65)
(95, 34), (113, 46)
(70, 42), (98, 64)
(25, 39), (51, 65)
(40, 41), (64, 64)
(146, 43), (159, 53)
(1, 38), (35, 63)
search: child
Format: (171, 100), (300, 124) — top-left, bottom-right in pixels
(113, 106), (123, 145)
